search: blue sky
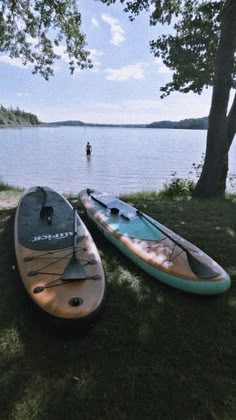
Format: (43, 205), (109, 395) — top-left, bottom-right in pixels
(0, 0), (213, 124)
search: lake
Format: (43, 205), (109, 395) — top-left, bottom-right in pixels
(0, 126), (235, 195)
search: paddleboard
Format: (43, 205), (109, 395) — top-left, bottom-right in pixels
(14, 186), (105, 328)
(79, 189), (231, 295)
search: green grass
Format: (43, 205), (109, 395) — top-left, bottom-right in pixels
(0, 193), (235, 420)
(0, 182), (23, 192)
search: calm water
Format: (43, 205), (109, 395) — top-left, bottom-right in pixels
(0, 126), (235, 195)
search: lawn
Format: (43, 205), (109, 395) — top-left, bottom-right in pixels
(0, 192), (235, 420)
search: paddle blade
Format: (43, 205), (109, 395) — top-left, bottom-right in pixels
(139, 211), (220, 280)
(187, 253), (219, 279)
(61, 256), (86, 281)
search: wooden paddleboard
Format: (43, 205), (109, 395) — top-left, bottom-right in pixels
(79, 189), (231, 295)
(14, 186), (105, 328)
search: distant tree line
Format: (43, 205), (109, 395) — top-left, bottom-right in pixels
(46, 117), (208, 129)
(0, 106), (40, 126)
(148, 117), (208, 130)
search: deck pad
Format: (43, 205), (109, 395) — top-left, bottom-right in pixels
(17, 188), (76, 250)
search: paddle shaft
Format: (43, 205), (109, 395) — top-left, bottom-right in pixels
(90, 194), (108, 208)
(73, 207), (77, 256)
(137, 211), (192, 256)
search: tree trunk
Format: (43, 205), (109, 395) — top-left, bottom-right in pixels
(193, 0), (236, 198)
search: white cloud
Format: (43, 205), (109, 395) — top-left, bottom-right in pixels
(106, 63), (146, 81)
(83, 93), (210, 124)
(153, 57), (172, 74)
(0, 55), (31, 69)
(56, 98), (166, 124)
(40, 99), (164, 124)
(53, 45), (70, 63)
(91, 17), (99, 28)
(89, 49), (103, 68)
(25, 35), (38, 45)
(101, 14), (125, 46)
(38, 90), (213, 125)
(53, 45), (103, 72)
(159, 66), (172, 74)
(17, 92), (29, 97)
(154, 57), (162, 65)
(88, 99), (164, 117)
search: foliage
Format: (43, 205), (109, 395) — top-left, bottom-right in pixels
(160, 152), (236, 198)
(0, 105), (39, 125)
(190, 153), (236, 191)
(0, 181), (22, 192)
(150, 1), (226, 98)
(148, 116), (208, 129)
(0, 0), (92, 79)
(100, 1), (229, 98)
(159, 172), (196, 198)
(158, 153), (205, 198)
(228, 173), (236, 190)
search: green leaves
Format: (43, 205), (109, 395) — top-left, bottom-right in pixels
(150, 1), (224, 96)
(99, 1), (231, 97)
(0, 0), (92, 79)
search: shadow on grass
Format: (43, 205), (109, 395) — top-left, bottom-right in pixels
(0, 206), (235, 420)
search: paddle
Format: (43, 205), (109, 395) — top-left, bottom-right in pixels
(136, 210), (219, 279)
(89, 192), (219, 279)
(61, 207), (86, 281)
(90, 193), (132, 220)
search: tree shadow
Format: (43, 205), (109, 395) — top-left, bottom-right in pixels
(0, 209), (235, 420)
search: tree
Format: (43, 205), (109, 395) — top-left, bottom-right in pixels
(100, 0), (236, 198)
(0, 0), (92, 80)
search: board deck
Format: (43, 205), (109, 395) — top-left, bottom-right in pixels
(90, 192), (137, 220)
(14, 186), (105, 328)
(79, 189), (231, 295)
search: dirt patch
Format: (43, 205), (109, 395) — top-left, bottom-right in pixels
(0, 191), (22, 209)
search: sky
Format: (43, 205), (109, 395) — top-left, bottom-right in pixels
(0, 0), (214, 124)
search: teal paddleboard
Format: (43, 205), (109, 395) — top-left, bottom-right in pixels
(79, 189), (231, 295)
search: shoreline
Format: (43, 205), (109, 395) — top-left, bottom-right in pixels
(0, 124), (42, 129)
(0, 190), (22, 209)
(0, 120), (209, 130)
(0, 188), (235, 211)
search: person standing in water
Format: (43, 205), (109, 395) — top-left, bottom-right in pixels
(86, 142), (92, 156)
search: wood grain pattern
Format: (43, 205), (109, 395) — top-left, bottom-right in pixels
(15, 187), (105, 321)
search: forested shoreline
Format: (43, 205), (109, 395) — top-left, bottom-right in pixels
(0, 104), (208, 129)
(47, 116), (208, 129)
(0, 105), (40, 126)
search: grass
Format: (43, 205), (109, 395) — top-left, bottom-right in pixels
(0, 182), (23, 192)
(0, 191), (235, 420)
